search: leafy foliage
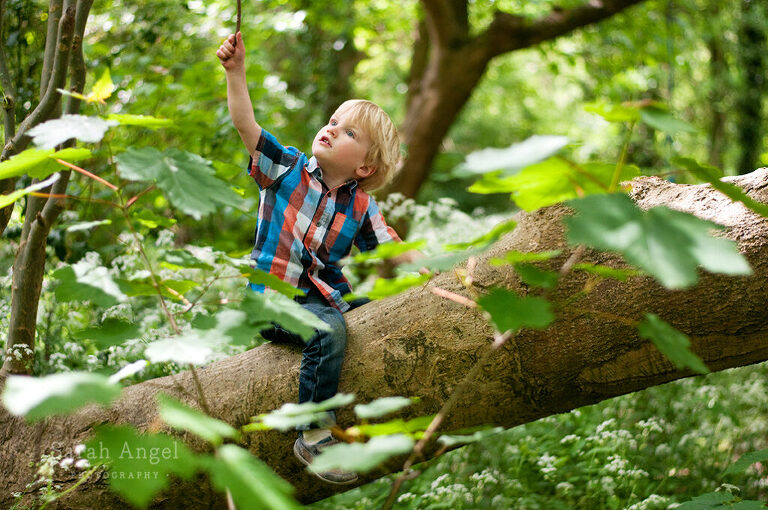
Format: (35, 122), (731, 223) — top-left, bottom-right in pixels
(565, 193), (752, 288)
(476, 288), (554, 333)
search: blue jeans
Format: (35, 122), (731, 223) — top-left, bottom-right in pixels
(261, 289), (369, 429)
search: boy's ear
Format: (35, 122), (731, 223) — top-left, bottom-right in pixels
(355, 165), (376, 179)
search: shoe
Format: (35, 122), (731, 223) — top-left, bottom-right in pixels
(293, 433), (358, 485)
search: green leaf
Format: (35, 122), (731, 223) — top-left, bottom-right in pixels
(354, 397), (414, 419)
(585, 101), (640, 123)
(348, 240), (426, 264)
(490, 250), (562, 266)
(89, 68), (115, 103)
(638, 314), (709, 374)
(0, 173), (60, 208)
(27, 114), (118, 149)
(399, 248), (484, 273)
(675, 491), (734, 509)
(238, 266), (305, 298)
(465, 171), (517, 195)
(107, 113), (174, 129)
(133, 209), (177, 229)
(158, 394), (240, 447)
(362, 273), (431, 300)
(73, 318), (140, 348)
(116, 147), (245, 220)
(52, 259), (127, 307)
(476, 288), (554, 333)
(241, 290), (330, 340)
(160, 249), (214, 271)
(119, 278), (198, 301)
(201, 445), (300, 510)
(192, 309), (258, 346)
(444, 219), (517, 251)
(565, 194), (752, 288)
(457, 135), (569, 175)
(513, 263), (559, 289)
(674, 156), (768, 217)
(572, 263), (642, 281)
(352, 415), (434, 438)
(249, 393), (355, 431)
(437, 427), (506, 448)
(84, 425), (197, 508)
(0, 147), (91, 180)
(3, 372), (120, 421)
(62, 219), (112, 232)
(725, 448), (768, 475)
(144, 330), (220, 366)
(309, 434), (414, 474)
(640, 106), (696, 134)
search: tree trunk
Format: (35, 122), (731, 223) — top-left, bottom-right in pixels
(735, 0), (767, 174)
(386, 0), (648, 199)
(2, 169), (768, 508)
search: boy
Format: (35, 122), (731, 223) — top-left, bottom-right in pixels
(217, 32), (405, 484)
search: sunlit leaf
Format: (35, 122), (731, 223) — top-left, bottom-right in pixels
(638, 314), (709, 374)
(399, 248), (484, 273)
(309, 434), (414, 473)
(107, 113), (173, 129)
(27, 114), (118, 149)
(361, 273), (431, 300)
(348, 240), (426, 264)
(133, 209), (177, 229)
(200, 445), (300, 510)
(241, 290), (330, 340)
(565, 194), (752, 288)
(3, 372), (120, 421)
(490, 250), (562, 266)
(572, 263), (642, 281)
(108, 360), (149, 383)
(674, 156), (768, 217)
(158, 394), (240, 446)
(0, 173), (60, 208)
(84, 425), (197, 508)
(73, 318), (140, 348)
(90, 68), (116, 103)
(585, 101), (640, 123)
(351, 415), (435, 439)
(160, 249), (214, 271)
(443, 219), (517, 251)
(437, 427), (505, 448)
(239, 266), (305, 298)
(62, 219), (112, 232)
(457, 135), (569, 175)
(725, 448), (768, 475)
(476, 288), (554, 333)
(144, 331), (219, 366)
(119, 278), (198, 301)
(354, 397), (414, 419)
(472, 157), (641, 211)
(513, 263), (559, 289)
(0, 147), (91, 180)
(116, 147), (245, 220)
(192, 309), (259, 346)
(52, 259), (127, 307)
(248, 393), (356, 431)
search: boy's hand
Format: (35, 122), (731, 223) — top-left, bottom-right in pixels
(217, 32), (245, 71)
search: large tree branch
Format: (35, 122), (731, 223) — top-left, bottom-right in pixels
(476, 0), (647, 60)
(0, 0), (17, 234)
(420, 0), (469, 49)
(1, 170), (768, 507)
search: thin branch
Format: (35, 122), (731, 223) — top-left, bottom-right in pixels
(64, 0), (93, 115)
(39, 0), (64, 98)
(430, 287), (476, 308)
(0, 0), (18, 234)
(381, 330), (513, 510)
(56, 158), (118, 190)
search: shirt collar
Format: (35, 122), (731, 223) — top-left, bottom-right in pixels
(307, 156), (358, 190)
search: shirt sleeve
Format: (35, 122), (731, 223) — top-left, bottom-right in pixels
(355, 197), (401, 252)
(246, 129), (301, 189)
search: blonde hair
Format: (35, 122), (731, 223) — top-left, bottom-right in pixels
(334, 99), (400, 191)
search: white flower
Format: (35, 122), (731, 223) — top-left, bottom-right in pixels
(75, 459), (90, 469)
(74, 444), (86, 456)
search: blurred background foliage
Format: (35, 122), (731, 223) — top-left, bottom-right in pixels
(1, 0), (767, 507)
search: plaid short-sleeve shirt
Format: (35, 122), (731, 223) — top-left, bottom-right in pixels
(247, 129), (400, 311)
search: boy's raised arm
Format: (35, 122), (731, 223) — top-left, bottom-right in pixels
(217, 32), (262, 157)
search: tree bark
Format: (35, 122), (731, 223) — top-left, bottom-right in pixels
(2, 169), (768, 508)
(386, 0), (648, 199)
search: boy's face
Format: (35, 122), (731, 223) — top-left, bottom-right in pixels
(312, 109), (375, 185)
